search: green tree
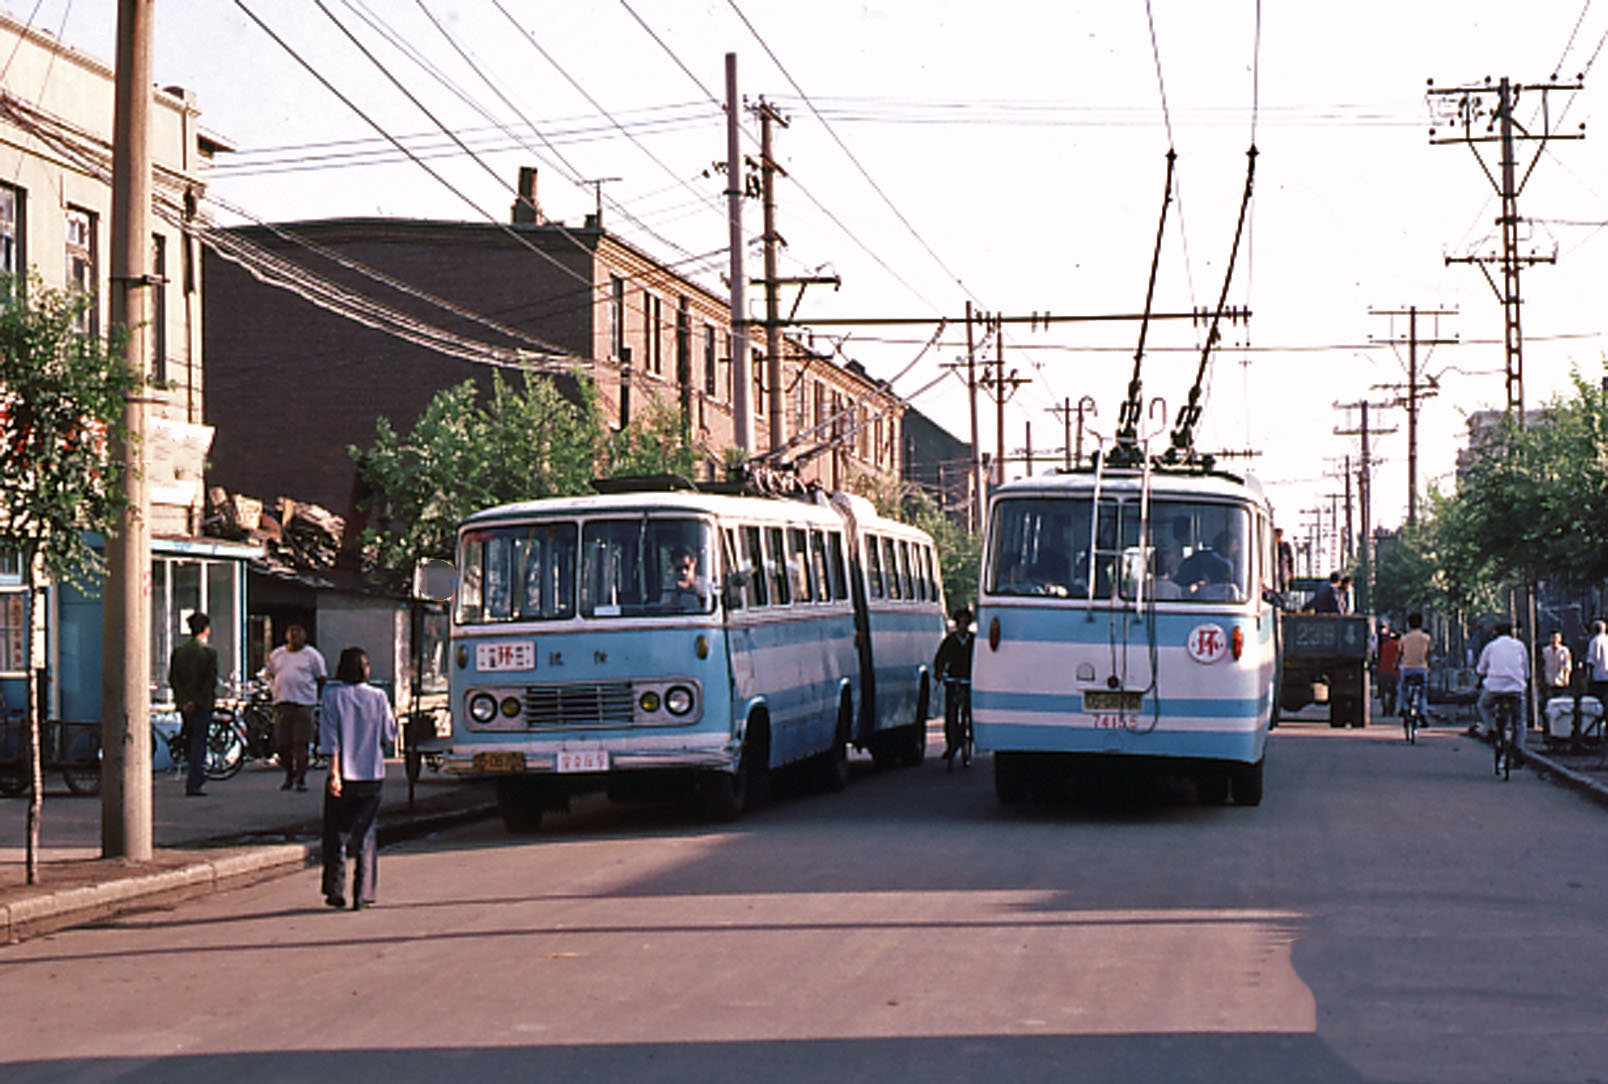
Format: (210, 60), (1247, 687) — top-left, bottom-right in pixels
(351, 369), (605, 582)
(0, 273), (139, 884)
(604, 396), (703, 480)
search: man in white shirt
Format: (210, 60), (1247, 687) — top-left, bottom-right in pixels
(1586, 620), (1608, 705)
(1476, 621), (1530, 755)
(264, 623), (328, 792)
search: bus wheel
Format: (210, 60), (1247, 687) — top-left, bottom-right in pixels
(994, 753), (1029, 805)
(899, 681), (929, 767)
(496, 778), (544, 833)
(699, 761), (747, 822)
(816, 704), (851, 793)
(743, 720), (772, 811)
(1231, 758), (1265, 806)
(1196, 769), (1230, 806)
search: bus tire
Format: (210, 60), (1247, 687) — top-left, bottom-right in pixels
(1196, 769), (1230, 806)
(816, 701), (851, 793)
(995, 753), (1029, 805)
(1231, 757), (1265, 806)
(899, 680), (929, 767)
(743, 718), (772, 811)
(699, 762), (746, 822)
(496, 778), (544, 833)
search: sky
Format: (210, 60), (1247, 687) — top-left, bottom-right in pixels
(13, 1), (1608, 569)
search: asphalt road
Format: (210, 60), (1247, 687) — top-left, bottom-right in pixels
(3, 720), (1606, 1083)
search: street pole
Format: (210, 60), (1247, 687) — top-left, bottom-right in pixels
(966, 302), (981, 531)
(724, 54), (751, 456)
(103, 0), (154, 860)
(757, 98), (788, 451)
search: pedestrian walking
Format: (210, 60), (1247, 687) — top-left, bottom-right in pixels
(1376, 622), (1401, 717)
(166, 612), (219, 797)
(1586, 620), (1608, 705)
(319, 646), (397, 911)
(1542, 629), (1573, 696)
(263, 623), (327, 792)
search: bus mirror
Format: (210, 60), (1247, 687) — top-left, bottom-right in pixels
(414, 558), (458, 602)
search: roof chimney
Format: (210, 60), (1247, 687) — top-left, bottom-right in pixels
(513, 166), (541, 225)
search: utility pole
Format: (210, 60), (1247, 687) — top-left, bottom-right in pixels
(103, 0), (154, 860)
(1370, 305), (1456, 526)
(724, 54), (752, 455)
(965, 304), (982, 531)
(1335, 400), (1397, 611)
(1048, 395), (1097, 470)
(753, 97), (789, 451)
(982, 318), (1027, 487)
(1429, 76), (1582, 420)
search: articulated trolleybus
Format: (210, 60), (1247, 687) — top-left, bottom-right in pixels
(440, 478), (946, 831)
(973, 458), (1277, 806)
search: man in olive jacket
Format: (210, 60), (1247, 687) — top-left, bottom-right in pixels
(167, 612), (219, 797)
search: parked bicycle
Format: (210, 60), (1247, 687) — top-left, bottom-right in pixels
(1401, 672), (1427, 745)
(0, 712), (100, 797)
(153, 705), (247, 783)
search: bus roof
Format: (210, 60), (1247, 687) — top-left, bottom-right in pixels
(459, 489), (927, 539)
(990, 465), (1270, 509)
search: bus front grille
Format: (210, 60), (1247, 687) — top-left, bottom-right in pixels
(524, 683), (636, 728)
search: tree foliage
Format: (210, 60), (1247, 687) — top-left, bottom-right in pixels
(603, 395), (702, 480)
(0, 273), (137, 589)
(902, 489), (979, 611)
(1373, 370), (1608, 618)
(352, 370), (605, 576)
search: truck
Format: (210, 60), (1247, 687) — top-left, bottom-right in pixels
(1276, 578), (1371, 728)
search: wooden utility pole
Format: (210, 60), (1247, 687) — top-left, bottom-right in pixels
(1335, 400), (1397, 611)
(103, 0), (154, 860)
(1371, 305), (1456, 527)
(1429, 76), (1581, 421)
(724, 54), (751, 455)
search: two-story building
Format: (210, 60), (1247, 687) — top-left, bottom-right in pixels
(0, 12), (253, 726)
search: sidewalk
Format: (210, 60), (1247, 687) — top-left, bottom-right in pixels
(0, 758), (496, 943)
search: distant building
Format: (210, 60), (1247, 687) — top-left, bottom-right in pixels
(0, 13), (254, 722)
(902, 407), (972, 526)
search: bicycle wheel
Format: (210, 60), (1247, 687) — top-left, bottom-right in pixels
(204, 711), (247, 780)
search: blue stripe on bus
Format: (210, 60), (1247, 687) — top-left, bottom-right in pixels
(976, 689), (1266, 719)
(976, 722), (1265, 763)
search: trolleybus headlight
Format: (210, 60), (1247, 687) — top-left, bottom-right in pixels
(665, 685), (695, 716)
(500, 696), (522, 718)
(640, 690), (661, 713)
(468, 693), (497, 724)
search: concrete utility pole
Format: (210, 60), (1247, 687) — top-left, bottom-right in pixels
(1335, 400), (1397, 611)
(724, 54), (752, 455)
(754, 97), (788, 450)
(103, 0), (154, 860)
(966, 304), (982, 530)
(1428, 76), (1582, 420)
(1370, 305), (1456, 527)
(982, 318), (1027, 487)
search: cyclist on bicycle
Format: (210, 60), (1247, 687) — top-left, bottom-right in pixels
(933, 605), (975, 767)
(1398, 612), (1432, 722)
(1476, 620), (1530, 760)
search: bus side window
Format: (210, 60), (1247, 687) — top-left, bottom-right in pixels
(897, 540), (915, 600)
(866, 535), (886, 599)
(788, 526), (815, 602)
(809, 529), (832, 603)
(742, 525), (768, 607)
(915, 544), (930, 601)
(765, 526), (791, 605)
(826, 532), (848, 600)
(721, 528), (744, 611)
(882, 539), (901, 599)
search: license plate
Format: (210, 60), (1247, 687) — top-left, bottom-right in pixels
(476, 641), (535, 672)
(1084, 689), (1143, 712)
(555, 750), (608, 774)
(475, 750), (526, 773)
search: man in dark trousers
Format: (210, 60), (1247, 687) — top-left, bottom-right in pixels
(934, 606), (976, 767)
(167, 612), (219, 797)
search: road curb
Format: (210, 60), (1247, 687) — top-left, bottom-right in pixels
(0, 843), (309, 944)
(0, 800), (499, 944)
(1521, 746), (1608, 810)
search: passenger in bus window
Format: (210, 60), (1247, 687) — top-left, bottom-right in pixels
(660, 547), (710, 612)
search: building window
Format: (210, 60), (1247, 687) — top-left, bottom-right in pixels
(703, 323), (717, 397)
(65, 206), (97, 335)
(152, 234), (167, 384)
(0, 589), (24, 675)
(0, 184), (24, 289)
(609, 275), (624, 360)
(753, 349), (765, 415)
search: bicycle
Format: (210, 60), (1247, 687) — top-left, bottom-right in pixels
(1400, 673), (1427, 744)
(1486, 690), (1523, 781)
(943, 676), (973, 770)
(155, 705), (247, 782)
